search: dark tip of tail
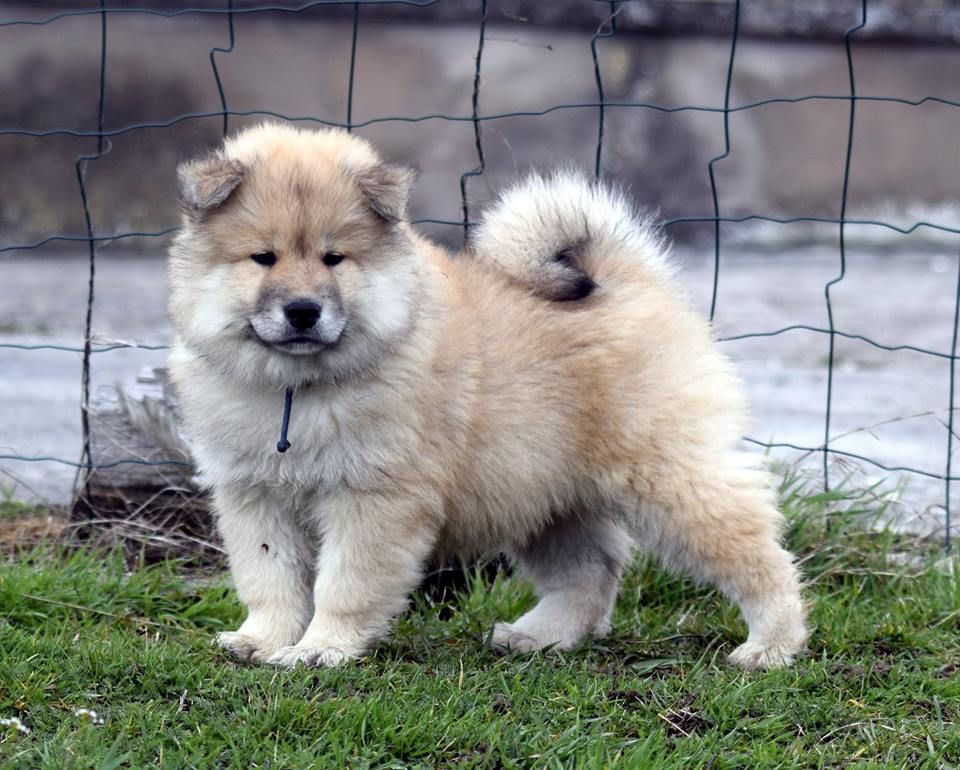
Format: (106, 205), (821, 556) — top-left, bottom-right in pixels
(547, 240), (596, 302)
(553, 274), (597, 302)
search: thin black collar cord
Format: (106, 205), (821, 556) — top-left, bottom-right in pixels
(277, 386), (294, 453)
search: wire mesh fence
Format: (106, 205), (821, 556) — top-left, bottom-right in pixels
(0, 0), (955, 550)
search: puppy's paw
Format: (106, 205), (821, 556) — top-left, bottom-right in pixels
(216, 631), (278, 662)
(727, 639), (800, 670)
(266, 644), (356, 669)
(591, 618), (613, 639)
(491, 621), (542, 654)
(491, 621), (579, 654)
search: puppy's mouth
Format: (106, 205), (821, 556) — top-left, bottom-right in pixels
(246, 324), (338, 355)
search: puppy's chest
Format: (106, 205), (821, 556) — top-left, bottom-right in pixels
(186, 386), (401, 492)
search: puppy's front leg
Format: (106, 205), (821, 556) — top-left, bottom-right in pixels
(214, 484), (315, 662)
(267, 490), (438, 668)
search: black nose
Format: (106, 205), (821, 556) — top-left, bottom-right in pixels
(283, 300), (321, 330)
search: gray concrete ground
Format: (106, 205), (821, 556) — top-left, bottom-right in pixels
(0, 246), (954, 540)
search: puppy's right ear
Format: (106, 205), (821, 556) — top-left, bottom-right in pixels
(177, 153), (244, 213)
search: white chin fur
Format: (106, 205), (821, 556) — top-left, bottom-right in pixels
(269, 343), (328, 357)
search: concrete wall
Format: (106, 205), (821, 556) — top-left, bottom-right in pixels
(1, 3), (958, 249)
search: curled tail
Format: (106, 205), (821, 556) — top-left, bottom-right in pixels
(468, 170), (669, 301)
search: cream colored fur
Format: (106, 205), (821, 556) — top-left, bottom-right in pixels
(167, 123), (808, 671)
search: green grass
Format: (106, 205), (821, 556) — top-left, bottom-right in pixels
(0, 491), (50, 521)
(1, 479), (958, 769)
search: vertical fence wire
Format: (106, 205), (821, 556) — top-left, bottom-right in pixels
(823, 0), (868, 495)
(75, 0), (109, 498)
(705, 0), (740, 323)
(209, 0), (236, 136)
(946, 255), (959, 552)
(459, 0), (487, 243)
(590, 1), (619, 180)
(346, 1), (360, 132)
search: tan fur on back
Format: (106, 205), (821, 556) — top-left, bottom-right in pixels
(168, 123), (808, 671)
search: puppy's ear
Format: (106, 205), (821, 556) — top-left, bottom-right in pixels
(355, 163), (416, 223)
(177, 153), (244, 212)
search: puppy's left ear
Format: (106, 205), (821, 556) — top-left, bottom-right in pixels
(356, 163), (416, 223)
(177, 152), (244, 213)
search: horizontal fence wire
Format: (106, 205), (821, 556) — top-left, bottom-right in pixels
(4, 95), (960, 139)
(0, 0), (955, 548)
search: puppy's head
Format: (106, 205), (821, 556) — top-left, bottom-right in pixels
(168, 123), (419, 387)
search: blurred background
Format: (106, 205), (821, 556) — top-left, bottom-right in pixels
(0, 0), (957, 540)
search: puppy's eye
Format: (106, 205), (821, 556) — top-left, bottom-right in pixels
(251, 251), (277, 267)
(323, 251), (345, 267)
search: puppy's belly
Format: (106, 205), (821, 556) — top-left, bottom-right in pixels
(433, 490), (559, 559)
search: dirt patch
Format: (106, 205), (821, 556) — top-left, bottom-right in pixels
(490, 693), (512, 714)
(937, 662), (960, 679)
(872, 640), (899, 657)
(607, 689), (647, 708)
(316, 682), (365, 700)
(872, 660), (893, 678)
(0, 513), (67, 553)
(661, 707), (712, 738)
(829, 661), (893, 681)
(660, 692), (713, 738)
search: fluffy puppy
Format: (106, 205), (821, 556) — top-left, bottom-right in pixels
(167, 123), (808, 670)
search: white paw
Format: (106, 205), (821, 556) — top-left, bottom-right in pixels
(592, 618), (613, 639)
(491, 621), (581, 654)
(265, 644), (356, 669)
(727, 639), (800, 670)
(491, 622), (541, 653)
(216, 631), (278, 662)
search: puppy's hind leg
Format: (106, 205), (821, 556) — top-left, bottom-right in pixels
(492, 514), (632, 654)
(611, 458), (808, 669)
